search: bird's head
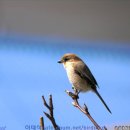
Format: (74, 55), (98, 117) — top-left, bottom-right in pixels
(58, 53), (81, 65)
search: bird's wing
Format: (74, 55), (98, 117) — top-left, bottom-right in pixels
(74, 62), (98, 88)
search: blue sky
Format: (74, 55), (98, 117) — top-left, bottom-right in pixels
(0, 35), (130, 130)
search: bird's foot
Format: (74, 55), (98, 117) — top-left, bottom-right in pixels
(74, 89), (81, 96)
(72, 86), (79, 95)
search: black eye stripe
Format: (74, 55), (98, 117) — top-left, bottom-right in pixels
(64, 57), (69, 61)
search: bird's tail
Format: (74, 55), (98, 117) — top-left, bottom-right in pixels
(94, 89), (112, 114)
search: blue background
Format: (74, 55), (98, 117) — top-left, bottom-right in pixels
(0, 35), (130, 130)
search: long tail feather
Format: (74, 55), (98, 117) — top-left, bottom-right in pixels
(94, 89), (112, 114)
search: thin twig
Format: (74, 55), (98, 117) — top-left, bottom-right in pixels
(40, 117), (44, 130)
(65, 90), (106, 130)
(42, 95), (60, 130)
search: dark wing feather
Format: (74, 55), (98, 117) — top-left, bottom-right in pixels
(74, 62), (112, 113)
(74, 62), (98, 88)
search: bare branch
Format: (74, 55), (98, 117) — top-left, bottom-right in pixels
(65, 90), (106, 130)
(42, 95), (60, 130)
(40, 117), (44, 130)
(42, 96), (50, 109)
(44, 112), (51, 120)
(49, 95), (54, 117)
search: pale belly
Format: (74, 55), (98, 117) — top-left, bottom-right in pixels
(66, 66), (91, 92)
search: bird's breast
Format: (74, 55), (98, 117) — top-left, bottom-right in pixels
(66, 65), (75, 83)
(65, 62), (77, 82)
(64, 62), (91, 92)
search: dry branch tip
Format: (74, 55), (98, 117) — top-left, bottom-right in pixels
(65, 90), (79, 99)
(40, 117), (44, 130)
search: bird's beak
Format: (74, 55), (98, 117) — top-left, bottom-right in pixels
(57, 60), (63, 63)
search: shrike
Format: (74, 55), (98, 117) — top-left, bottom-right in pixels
(58, 53), (111, 113)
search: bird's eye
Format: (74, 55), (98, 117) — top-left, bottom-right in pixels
(64, 57), (69, 62)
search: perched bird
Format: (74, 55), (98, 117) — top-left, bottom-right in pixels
(58, 53), (111, 113)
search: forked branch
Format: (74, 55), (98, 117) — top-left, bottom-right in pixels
(65, 90), (107, 130)
(42, 95), (60, 130)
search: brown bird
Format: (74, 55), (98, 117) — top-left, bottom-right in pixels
(58, 53), (111, 113)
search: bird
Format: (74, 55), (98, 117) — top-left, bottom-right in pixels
(58, 53), (111, 113)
